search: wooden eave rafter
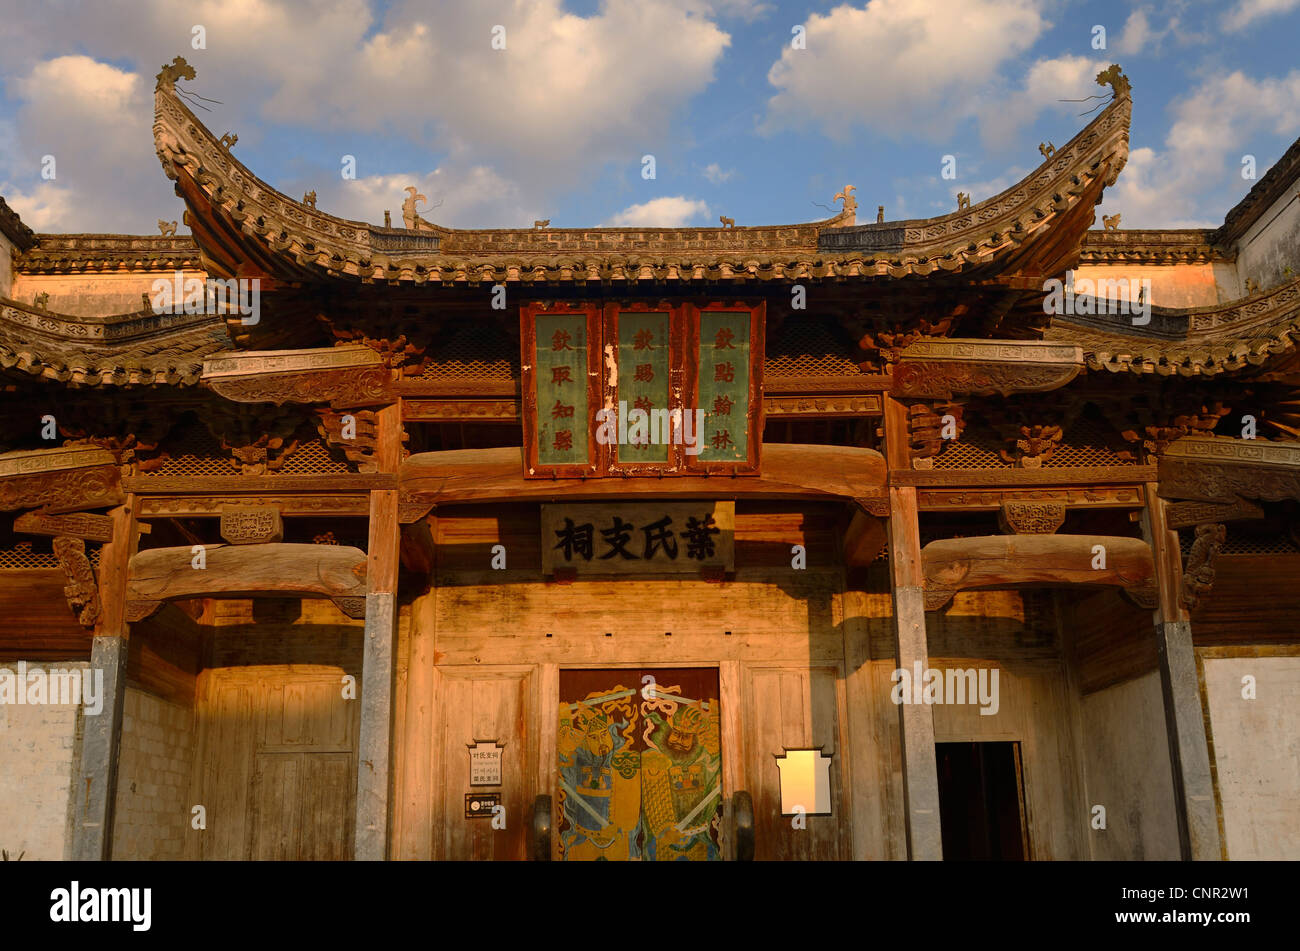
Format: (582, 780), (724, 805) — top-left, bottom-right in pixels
(153, 59), (1130, 289)
(1048, 277), (1300, 378)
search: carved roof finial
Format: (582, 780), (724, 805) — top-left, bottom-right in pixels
(1096, 64), (1131, 99)
(155, 56), (196, 92)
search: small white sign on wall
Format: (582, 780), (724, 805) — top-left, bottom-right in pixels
(775, 748), (833, 816)
(468, 740), (504, 787)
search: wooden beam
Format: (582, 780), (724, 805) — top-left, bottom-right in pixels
(400, 443), (888, 505)
(355, 402), (402, 860)
(887, 484), (943, 860)
(71, 498), (138, 860)
(921, 534), (1157, 611)
(1142, 483), (1223, 861)
(841, 505), (887, 566)
(125, 543), (368, 618)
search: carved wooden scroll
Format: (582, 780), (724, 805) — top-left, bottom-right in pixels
(126, 542), (368, 620)
(0, 446), (123, 513)
(201, 345), (395, 407)
(53, 536), (100, 628)
(219, 505), (283, 544)
(1159, 436), (1300, 504)
(1181, 523), (1224, 611)
(891, 340), (1083, 400)
(921, 534), (1156, 611)
(14, 510), (114, 542)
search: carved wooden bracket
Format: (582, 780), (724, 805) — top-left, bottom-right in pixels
(316, 408), (379, 472)
(907, 401), (964, 469)
(0, 447), (123, 514)
(1164, 497), (1263, 530)
(1181, 523), (1225, 611)
(921, 534), (1156, 611)
(53, 536), (100, 628)
(201, 345), (395, 407)
(126, 542), (368, 620)
(14, 510), (114, 542)
(998, 501), (1066, 534)
(1159, 435), (1300, 504)
(891, 340), (1083, 400)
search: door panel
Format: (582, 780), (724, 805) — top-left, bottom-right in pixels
(194, 666), (358, 860)
(557, 667), (722, 861)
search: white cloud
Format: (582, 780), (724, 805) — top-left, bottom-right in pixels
(312, 165), (531, 230)
(1098, 69), (1300, 228)
(702, 162), (734, 184)
(1222, 0), (1300, 32)
(606, 196), (709, 226)
(762, 0), (1049, 140)
(0, 0), (733, 231)
(1, 56), (171, 232)
(978, 55), (1107, 149)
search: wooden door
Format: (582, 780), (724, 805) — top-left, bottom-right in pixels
(431, 667), (534, 860)
(556, 668), (723, 861)
(193, 666), (358, 860)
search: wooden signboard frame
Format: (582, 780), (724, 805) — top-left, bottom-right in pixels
(684, 300), (765, 476)
(521, 300), (764, 479)
(521, 301), (604, 479)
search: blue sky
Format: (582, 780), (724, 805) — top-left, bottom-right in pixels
(1, 0), (1298, 234)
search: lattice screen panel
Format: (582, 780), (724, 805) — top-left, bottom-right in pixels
(276, 437), (350, 474)
(765, 316), (861, 377)
(146, 420), (237, 476)
(0, 540), (101, 569)
(421, 323), (518, 380)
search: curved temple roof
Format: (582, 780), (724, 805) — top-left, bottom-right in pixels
(151, 56), (1131, 287)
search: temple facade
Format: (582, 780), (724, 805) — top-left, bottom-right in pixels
(1, 60), (1297, 861)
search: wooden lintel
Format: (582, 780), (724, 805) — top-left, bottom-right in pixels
(123, 474), (397, 494)
(921, 534), (1156, 611)
(893, 466), (1157, 487)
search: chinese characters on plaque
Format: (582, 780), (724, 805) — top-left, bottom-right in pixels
(697, 312), (750, 463)
(534, 313), (590, 467)
(540, 502), (735, 576)
(616, 311), (671, 464)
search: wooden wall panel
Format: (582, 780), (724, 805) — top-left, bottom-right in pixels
(0, 569), (91, 659)
(1063, 588), (1158, 694)
(432, 667), (535, 861)
(743, 666), (849, 860)
(1190, 555), (1300, 646)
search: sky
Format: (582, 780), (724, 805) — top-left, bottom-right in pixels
(1, 0), (1298, 235)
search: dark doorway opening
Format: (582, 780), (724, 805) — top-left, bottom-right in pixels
(936, 741), (1030, 860)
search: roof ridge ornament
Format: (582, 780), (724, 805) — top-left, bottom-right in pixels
(155, 56), (195, 92)
(1096, 63), (1131, 99)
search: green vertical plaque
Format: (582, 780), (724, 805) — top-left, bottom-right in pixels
(697, 312), (749, 462)
(535, 313), (589, 466)
(617, 312), (671, 463)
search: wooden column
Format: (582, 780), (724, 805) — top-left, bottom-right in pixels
(396, 514), (436, 860)
(1142, 483), (1222, 861)
(884, 396), (943, 860)
(354, 402), (402, 861)
(72, 497), (138, 860)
